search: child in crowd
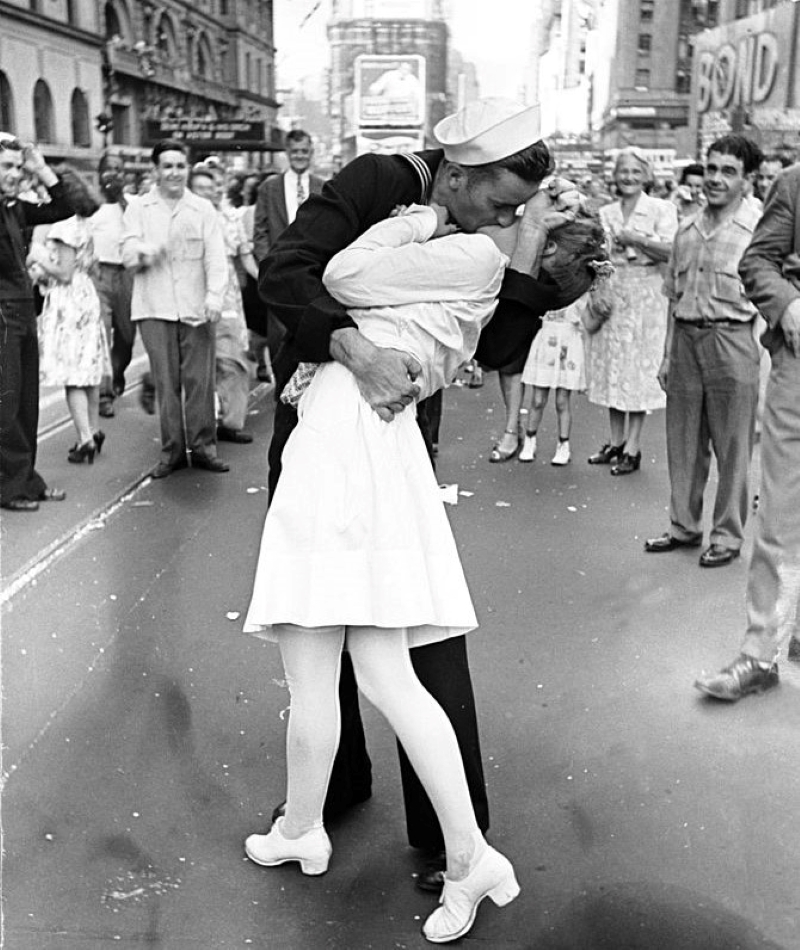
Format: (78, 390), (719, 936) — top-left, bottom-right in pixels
(518, 295), (589, 466)
(29, 217), (110, 464)
(516, 273), (614, 467)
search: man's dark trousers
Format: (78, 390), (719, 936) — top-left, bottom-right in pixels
(0, 299), (46, 503)
(268, 395), (490, 849)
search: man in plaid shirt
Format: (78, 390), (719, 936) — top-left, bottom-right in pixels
(645, 134), (764, 569)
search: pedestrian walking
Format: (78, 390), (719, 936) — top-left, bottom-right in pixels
(257, 96), (581, 894)
(29, 217), (110, 464)
(645, 135), (764, 568)
(694, 159), (800, 701)
(0, 134), (74, 512)
(121, 140), (228, 479)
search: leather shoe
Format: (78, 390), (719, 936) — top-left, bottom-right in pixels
(699, 544), (740, 568)
(190, 452), (229, 473)
(2, 497), (40, 511)
(644, 533), (702, 553)
(695, 654), (779, 701)
(417, 850), (446, 893)
(422, 842), (520, 943)
(217, 426), (253, 444)
(151, 457), (188, 479)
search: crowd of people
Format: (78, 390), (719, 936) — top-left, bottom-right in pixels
(2, 102), (800, 943)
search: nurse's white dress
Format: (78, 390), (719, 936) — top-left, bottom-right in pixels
(244, 206), (507, 647)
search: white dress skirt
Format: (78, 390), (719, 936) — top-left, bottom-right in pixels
(243, 206), (507, 648)
(243, 362), (478, 647)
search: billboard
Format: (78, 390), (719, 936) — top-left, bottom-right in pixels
(689, 5), (800, 152)
(355, 129), (425, 157)
(355, 54), (426, 128)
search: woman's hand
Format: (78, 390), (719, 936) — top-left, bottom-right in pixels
(429, 202), (458, 238)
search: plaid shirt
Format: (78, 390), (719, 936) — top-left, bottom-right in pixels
(664, 198), (761, 323)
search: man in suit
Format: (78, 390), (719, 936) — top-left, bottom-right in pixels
(258, 98), (581, 890)
(694, 161), (800, 701)
(251, 130), (324, 378)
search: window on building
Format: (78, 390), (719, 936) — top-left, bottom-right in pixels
(638, 33), (652, 53)
(104, 1), (133, 43)
(220, 0), (228, 14)
(111, 103), (131, 145)
(197, 35), (213, 79)
(0, 72), (16, 133)
(245, 52), (252, 91)
(70, 89), (91, 147)
(156, 13), (178, 61)
(635, 68), (651, 89)
(640, 0), (655, 21)
(676, 69), (691, 93)
(33, 79), (54, 143)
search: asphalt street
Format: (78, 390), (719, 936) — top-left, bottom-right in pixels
(1, 369), (798, 950)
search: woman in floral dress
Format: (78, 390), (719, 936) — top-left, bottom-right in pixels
(586, 148), (678, 475)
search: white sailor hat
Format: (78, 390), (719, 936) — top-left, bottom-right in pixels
(433, 98), (542, 166)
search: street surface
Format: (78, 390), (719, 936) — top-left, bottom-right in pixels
(2, 368), (798, 950)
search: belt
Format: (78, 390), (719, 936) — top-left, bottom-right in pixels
(98, 261), (125, 269)
(675, 318), (752, 329)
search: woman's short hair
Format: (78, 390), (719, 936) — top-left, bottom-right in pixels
(546, 205), (610, 309)
(614, 146), (653, 181)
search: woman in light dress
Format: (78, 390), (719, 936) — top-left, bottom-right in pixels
(30, 217), (110, 464)
(241, 200), (609, 942)
(586, 148), (678, 475)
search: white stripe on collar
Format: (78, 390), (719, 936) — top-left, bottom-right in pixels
(401, 153), (432, 204)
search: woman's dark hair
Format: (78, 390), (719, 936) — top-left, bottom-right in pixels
(465, 140), (554, 187)
(58, 165), (100, 217)
(226, 173), (246, 208)
(680, 162), (705, 183)
(545, 205), (609, 309)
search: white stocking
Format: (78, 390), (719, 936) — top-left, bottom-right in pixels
(275, 623), (345, 837)
(346, 626), (482, 878)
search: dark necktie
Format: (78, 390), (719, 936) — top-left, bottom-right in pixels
(296, 175), (306, 205)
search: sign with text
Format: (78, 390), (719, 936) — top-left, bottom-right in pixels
(689, 5), (800, 149)
(355, 55), (426, 128)
(145, 119), (267, 149)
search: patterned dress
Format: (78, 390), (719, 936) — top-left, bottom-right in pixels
(586, 193), (678, 412)
(38, 221), (111, 388)
(521, 299), (587, 391)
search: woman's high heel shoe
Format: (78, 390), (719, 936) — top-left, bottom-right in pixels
(244, 817), (332, 876)
(67, 441), (96, 464)
(93, 430), (106, 454)
(422, 844), (520, 943)
(610, 451), (641, 476)
(489, 430), (520, 463)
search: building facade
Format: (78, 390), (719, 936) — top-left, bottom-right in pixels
(327, 0), (450, 165)
(0, 0), (105, 168)
(689, 0), (800, 155)
(0, 0), (281, 172)
(590, 0), (721, 160)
